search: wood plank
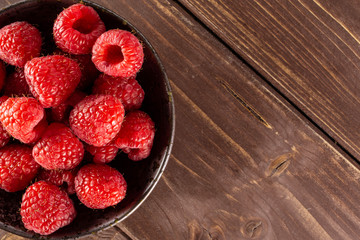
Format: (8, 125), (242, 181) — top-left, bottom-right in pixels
(177, 0), (360, 161)
(91, 0), (360, 239)
(1, 0), (360, 239)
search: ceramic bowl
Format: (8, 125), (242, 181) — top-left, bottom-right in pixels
(0, 0), (174, 238)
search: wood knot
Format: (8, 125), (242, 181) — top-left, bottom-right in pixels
(266, 152), (293, 177)
(243, 220), (263, 238)
(188, 219), (224, 240)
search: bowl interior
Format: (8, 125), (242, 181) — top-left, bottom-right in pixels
(0, 0), (174, 238)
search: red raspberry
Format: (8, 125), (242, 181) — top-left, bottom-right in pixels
(71, 53), (100, 91)
(0, 61), (5, 91)
(0, 96), (10, 148)
(20, 181), (76, 235)
(24, 55), (81, 108)
(50, 104), (68, 123)
(0, 97), (47, 144)
(0, 96), (8, 105)
(51, 90), (86, 123)
(75, 164), (127, 209)
(114, 111), (155, 161)
(69, 95), (124, 147)
(0, 21), (42, 67)
(123, 145), (153, 161)
(86, 143), (119, 164)
(0, 144), (40, 192)
(37, 168), (77, 195)
(54, 3), (105, 55)
(32, 123), (84, 170)
(53, 49), (99, 91)
(93, 74), (144, 111)
(0, 126), (10, 148)
(3, 68), (32, 97)
(92, 29), (144, 78)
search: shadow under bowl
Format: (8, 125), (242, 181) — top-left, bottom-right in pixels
(0, 0), (175, 238)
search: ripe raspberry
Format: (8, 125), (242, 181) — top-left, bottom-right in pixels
(92, 29), (144, 78)
(0, 61), (5, 91)
(51, 90), (86, 123)
(0, 96), (8, 105)
(33, 123), (84, 170)
(86, 143), (119, 164)
(3, 68), (32, 97)
(0, 97), (47, 144)
(122, 145), (153, 161)
(93, 74), (144, 111)
(0, 96), (10, 148)
(37, 168), (77, 195)
(0, 126), (10, 148)
(24, 55), (81, 108)
(71, 53), (100, 91)
(20, 181), (76, 235)
(75, 164), (127, 209)
(69, 95), (124, 147)
(53, 48), (99, 92)
(0, 144), (40, 192)
(114, 111), (155, 161)
(0, 21), (41, 67)
(54, 3), (105, 55)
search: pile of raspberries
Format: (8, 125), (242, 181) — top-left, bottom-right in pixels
(0, 3), (155, 235)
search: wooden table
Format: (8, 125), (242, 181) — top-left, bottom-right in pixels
(2, 0), (360, 239)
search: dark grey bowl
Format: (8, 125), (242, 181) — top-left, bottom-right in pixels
(0, 0), (174, 238)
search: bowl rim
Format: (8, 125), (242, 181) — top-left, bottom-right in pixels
(0, 0), (175, 238)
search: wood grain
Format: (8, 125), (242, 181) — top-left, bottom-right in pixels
(94, 0), (360, 239)
(1, 0), (360, 239)
(177, 0), (360, 161)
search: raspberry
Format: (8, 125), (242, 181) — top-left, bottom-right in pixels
(75, 164), (127, 209)
(0, 95), (8, 105)
(37, 168), (77, 195)
(0, 144), (40, 192)
(0, 21), (42, 67)
(123, 145), (153, 161)
(50, 104), (68, 123)
(32, 123), (84, 170)
(53, 48), (99, 92)
(69, 95), (124, 147)
(0, 96), (10, 148)
(3, 68), (32, 97)
(0, 61), (5, 91)
(24, 55), (81, 108)
(114, 111), (155, 161)
(51, 90), (86, 123)
(54, 3), (106, 55)
(0, 97), (47, 144)
(86, 143), (119, 164)
(0, 125), (10, 148)
(20, 181), (76, 235)
(70, 53), (100, 91)
(93, 74), (144, 111)
(92, 29), (144, 78)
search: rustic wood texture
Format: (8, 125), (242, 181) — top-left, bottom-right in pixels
(1, 0), (360, 239)
(177, 0), (360, 161)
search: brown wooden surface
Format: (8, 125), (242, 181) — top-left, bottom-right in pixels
(178, 0), (360, 161)
(2, 0), (360, 239)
